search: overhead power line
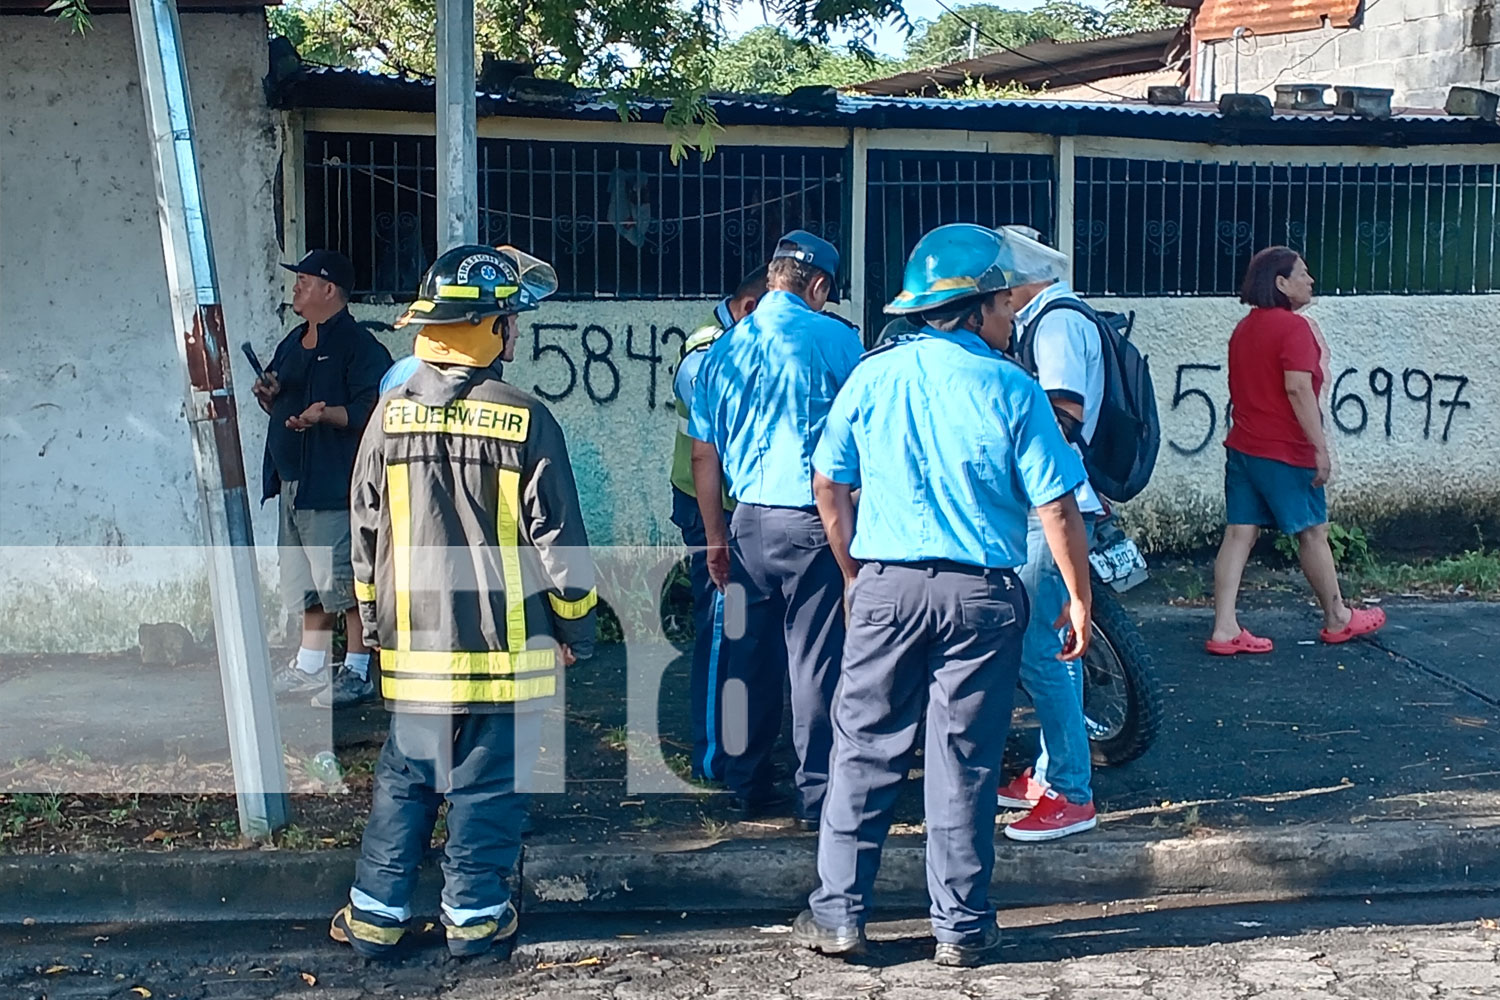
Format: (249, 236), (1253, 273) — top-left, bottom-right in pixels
(924, 0), (1144, 102)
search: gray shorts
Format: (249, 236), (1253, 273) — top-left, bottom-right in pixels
(279, 481), (356, 614)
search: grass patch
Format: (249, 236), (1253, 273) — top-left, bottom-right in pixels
(1350, 547), (1500, 598)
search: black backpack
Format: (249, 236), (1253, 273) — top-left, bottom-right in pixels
(1014, 297), (1161, 503)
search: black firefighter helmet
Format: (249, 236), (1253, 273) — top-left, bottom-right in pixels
(396, 244), (558, 328)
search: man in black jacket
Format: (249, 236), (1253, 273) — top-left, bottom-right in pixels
(254, 250), (392, 707)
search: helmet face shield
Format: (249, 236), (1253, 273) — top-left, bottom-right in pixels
(993, 227), (1070, 289)
(501, 246), (559, 310)
(885, 223), (1070, 316)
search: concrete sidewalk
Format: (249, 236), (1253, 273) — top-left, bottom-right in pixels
(2, 600), (1499, 922)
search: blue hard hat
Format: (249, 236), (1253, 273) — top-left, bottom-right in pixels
(884, 223), (1066, 316)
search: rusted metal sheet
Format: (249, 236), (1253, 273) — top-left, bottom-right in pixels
(211, 401), (248, 491)
(185, 304), (229, 393)
(1194, 0), (1361, 42)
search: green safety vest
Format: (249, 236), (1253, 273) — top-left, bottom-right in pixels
(670, 317), (734, 511)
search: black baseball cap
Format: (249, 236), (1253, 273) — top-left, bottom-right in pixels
(280, 249), (355, 293)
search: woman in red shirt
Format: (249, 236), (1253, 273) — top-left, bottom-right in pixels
(1206, 246), (1386, 654)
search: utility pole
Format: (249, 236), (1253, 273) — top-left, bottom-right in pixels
(437, 0), (479, 248)
(968, 22), (980, 59)
(129, 0), (289, 839)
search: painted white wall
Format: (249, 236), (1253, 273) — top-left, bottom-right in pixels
(1116, 294), (1500, 550)
(359, 294), (1500, 556)
(349, 297), (865, 548)
(1204, 0), (1499, 108)
(0, 12), (284, 651)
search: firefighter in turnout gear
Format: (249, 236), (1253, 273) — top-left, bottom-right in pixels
(331, 245), (596, 960)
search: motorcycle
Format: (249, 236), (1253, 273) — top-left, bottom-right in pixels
(1078, 505), (1163, 766)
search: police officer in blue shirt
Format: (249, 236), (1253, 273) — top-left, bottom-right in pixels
(688, 230), (864, 825)
(791, 224), (1094, 967)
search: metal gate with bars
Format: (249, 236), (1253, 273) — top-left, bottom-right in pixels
(304, 132), (845, 301)
(303, 132), (1499, 325)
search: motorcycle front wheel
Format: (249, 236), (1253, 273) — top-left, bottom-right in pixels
(1083, 583), (1163, 766)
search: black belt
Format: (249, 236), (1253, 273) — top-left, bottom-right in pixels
(868, 559), (1018, 578)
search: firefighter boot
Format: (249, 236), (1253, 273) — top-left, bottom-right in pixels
(329, 904), (407, 959)
(442, 902), (520, 958)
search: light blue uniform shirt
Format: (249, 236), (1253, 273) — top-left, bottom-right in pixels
(380, 354), (421, 395)
(689, 290), (863, 508)
(813, 326), (1086, 568)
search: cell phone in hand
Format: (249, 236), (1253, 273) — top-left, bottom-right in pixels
(240, 341), (267, 381)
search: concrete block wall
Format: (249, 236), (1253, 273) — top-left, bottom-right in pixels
(1207, 0), (1498, 109)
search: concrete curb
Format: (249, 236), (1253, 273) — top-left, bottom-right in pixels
(5, 818), (1500, 925)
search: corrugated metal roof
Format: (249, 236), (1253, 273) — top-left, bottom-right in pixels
(1193, 0), (1361, 43)
(852, 28), (1179, 97)
(1044, 67), (1186, 101)
(273, 66), (1498, 147)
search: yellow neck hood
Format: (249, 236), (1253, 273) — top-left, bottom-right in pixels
(413, 318), (504, 367)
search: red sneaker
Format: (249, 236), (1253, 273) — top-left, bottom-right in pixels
(1003, 790), (1097, 842)
(996, 768), (1049, 810)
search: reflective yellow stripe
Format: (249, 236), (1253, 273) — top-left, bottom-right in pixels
(927, 276), (980, 292)
(408, 300), (436, 312)
(339, 906), (406, 945)
(387, 463), (412, 652)
(354, 579), (377, 603)
(446, 918), (499, 941)
(548, 589), (597, 620)
(437, 284), (481, 299)
(386, 648), (556, 675)
(496, 469), (529, 659)
(381, 674), (556, 703)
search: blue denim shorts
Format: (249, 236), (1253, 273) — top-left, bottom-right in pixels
(1223, 447), (1327, 535)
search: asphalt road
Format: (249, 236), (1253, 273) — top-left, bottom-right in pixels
(5, 893), (1500, 999)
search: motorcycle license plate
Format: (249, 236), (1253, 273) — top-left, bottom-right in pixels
(1090, 538), (1147, 586)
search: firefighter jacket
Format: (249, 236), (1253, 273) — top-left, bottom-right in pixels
(351, 360), (596, 714)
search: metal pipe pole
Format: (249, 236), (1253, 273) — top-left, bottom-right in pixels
(437, 0), (478, 248)
(128, 0), (289, 839)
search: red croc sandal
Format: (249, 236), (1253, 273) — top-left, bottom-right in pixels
(1204, 629), (1274, 656)
(1320, 606), (1387, 644)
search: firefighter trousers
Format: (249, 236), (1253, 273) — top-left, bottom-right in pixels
(352, 710), (540, 925)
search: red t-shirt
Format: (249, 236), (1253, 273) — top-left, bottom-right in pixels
(1224, 307), (1325, 468)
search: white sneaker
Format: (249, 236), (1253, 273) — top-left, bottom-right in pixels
(272, 657), (329, 698)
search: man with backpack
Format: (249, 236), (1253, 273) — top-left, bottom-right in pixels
(997, 227), (1145, 842)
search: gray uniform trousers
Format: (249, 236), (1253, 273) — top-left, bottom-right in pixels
(723, 503), (846, 819)
(354, 710), (540, 920)
(810, 560), (1028, 944)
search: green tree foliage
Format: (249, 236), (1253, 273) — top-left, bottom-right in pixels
(252, 0), (1186, 138)
(903, 3), (1092, 67)
(903, 0), (1182, 68)
(46, 0), (92, 34)
(706, 26), (900, 93)
(262, 0), (909, 86)
(1100, 0), (1189, 34)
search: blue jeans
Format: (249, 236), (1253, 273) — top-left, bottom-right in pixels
(670, 487), (732, 781)
(1016, 511), (1096, 806)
